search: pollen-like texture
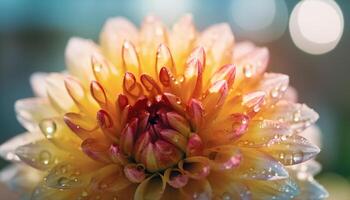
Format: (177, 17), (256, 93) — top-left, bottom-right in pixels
(0, 15), (328, 200)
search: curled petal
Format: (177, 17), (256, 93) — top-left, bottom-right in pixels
(159, 129), (187, 152)
(166, 112), (191, 137)
(163, 93), (185, 115)
(109, 144), (128, 165)
(179, 156), (210, 180)
(122, 40), (141, 75)
(81, 138), (111, 163)
(134, 131), (151, 162)
(186, 134), (204, 157)
(124, 163), (146, 183)
(123, 72), (143, 98)
(153, 140), (183, 171)
(140, 74), (161, 94)
(120, 118), (138, 156)
(90, 81), (108, 106)
(134, 174), (166, 200)
(64, 112), (98, 139)
(261, 135), (320, 165)
(187, 99), (204, 131)
(210, 64), (236, 88)
(202, 80), (228, 115)
(64, 76), (85, 103)
(183, 47), (205, 99)
(117, 94), (129, 110)
(156, 43), (175, 75)
(100, 17), (138, 69)
(164, 168), (189, 189)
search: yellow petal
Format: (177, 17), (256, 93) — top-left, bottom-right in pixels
(100, 17), (138, 68)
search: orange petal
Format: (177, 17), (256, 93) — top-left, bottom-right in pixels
(81, 138), (111, 163)
(134, 174), (166, 200)
(187, 99), (204, 132)
(179, 156), (210, 180)
(202, 80), (228, 115)
(159, 129), (187, 152)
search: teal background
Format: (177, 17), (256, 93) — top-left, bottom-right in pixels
(0, 0), (349, 193)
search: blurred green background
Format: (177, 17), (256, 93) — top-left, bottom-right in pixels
(0, 0), (349, 198)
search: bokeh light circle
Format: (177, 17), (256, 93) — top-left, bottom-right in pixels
(289, 0), (344, 55)
(231, 0), (288, 43)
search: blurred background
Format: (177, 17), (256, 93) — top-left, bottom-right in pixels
(0, 0), (349, 198)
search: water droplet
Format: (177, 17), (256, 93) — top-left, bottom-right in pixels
(39, 119), (57, 139)
(39, 150), (51, 165)
(93, 64), (102, 72)
(293, 111), (301, 122)
(243, 64), (253, 78)
(222, 192), (232, 200)
(270, 88), (279, 98)
(57, 177), (70, 187)
(177, 75), (185, 83)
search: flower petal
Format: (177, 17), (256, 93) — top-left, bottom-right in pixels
(180, 179), (212, 200)
(236, 148), (289, 180)
(259, 101), (319, 133)
(15, 140), (66, 170)
(179, 156), (210, 180)
(206, 145), (242, 171)
(81, 138), (111, 163)
(195, 23), (234, 83)
(0, 132), (43, 161)
(99, 17), (138, 68)
(134, 174), (166, 200)
(261, 135), (320, 166)
(90, 164), (131, 192)
(169, 14), (196, 73)
(65, 37), (101, 84)
(15, 98), (57, 133)
(164, 168), (189, 189)
(30, 72), (48, 97)
(139, 15), (167, 77)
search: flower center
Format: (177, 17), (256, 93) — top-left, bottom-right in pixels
(119, 95), (190, 172)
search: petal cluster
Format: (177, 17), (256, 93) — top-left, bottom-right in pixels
(0, 14), (328, 200)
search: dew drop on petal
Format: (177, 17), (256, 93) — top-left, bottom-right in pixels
(39, 119), (57, 139)
(39, 150), (52, 165)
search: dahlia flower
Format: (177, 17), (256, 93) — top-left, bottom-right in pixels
(0, 15), (328, 200)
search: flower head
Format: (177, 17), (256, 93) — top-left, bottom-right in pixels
(0, 15), (328, 199)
